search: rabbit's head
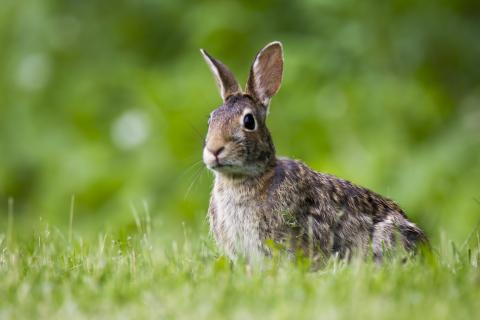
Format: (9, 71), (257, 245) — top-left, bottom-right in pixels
(201, 42), (284, 177)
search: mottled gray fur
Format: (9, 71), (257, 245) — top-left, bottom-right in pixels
(201, 42), (427, 265)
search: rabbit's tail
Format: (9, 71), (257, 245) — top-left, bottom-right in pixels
(372, 213), (428, 261)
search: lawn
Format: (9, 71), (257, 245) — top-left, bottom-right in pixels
(1, 218), (479, 320)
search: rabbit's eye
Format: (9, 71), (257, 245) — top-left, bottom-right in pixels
(243, 113), (256, 131)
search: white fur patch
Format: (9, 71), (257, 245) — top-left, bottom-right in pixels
(214, 180), (264, 264)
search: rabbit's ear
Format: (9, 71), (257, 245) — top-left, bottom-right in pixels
(200, 49), (241, 101)
(245, 42), (284, 106)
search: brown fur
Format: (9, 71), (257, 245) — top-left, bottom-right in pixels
(201, 42), (427, 265)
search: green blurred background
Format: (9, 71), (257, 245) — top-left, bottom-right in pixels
(1, 0), (479, 242)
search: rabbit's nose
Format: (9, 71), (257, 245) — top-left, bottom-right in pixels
(208, 146), (225, 157)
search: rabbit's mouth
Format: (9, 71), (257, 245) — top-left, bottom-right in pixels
(211, 163), (231, 170)
(206, 160), (235, 171)
(204, 155), (244, 174)
(203, 146), (260, 176)
(203, 146), (232, 170)
(206, 160), (263, 177)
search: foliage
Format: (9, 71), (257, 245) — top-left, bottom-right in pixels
(1, 0), (479, 239)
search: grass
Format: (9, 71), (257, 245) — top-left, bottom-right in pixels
(1, 218), (479, 320)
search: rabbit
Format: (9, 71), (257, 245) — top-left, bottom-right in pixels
(200, 41), (428, 265)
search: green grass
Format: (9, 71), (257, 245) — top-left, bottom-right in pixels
(1, 219), (479, 320)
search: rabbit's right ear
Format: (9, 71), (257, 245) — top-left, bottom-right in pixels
(200, 49), (241, 102)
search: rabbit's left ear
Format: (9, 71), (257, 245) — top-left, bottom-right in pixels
(245, 42), (284, 106)
(200, 49), (241, 102)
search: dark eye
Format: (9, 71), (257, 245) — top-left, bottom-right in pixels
(243, 113), (256, 130)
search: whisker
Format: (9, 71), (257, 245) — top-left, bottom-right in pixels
(184, 166), (206, 199)
(187, 119), (205, 143)
(179, 159), (204, 179)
